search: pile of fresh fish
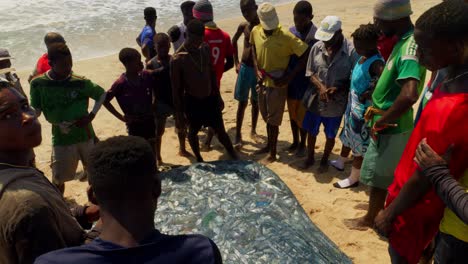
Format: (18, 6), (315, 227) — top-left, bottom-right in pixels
(155, 161), (351, 264)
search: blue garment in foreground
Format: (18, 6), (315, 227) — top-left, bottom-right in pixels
(35, 230), (221, 264)
(156, 161), (352, 263)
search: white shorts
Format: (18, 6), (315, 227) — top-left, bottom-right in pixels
(51, 139), (94, 185)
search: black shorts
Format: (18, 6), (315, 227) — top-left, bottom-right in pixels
(184, 95), (224, 130)
(126, 119), (156, 140)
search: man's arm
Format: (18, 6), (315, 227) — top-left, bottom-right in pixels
(275, 47), (311, 87)
(232, 23), (246, 71)
(13, 206), (70, 264)
(103, 91), (125, 122)
(375, 78), (420, 127)
(75, 80), (106, 128)
(170, 57), (185, 129)
(414, 139), (468, 224)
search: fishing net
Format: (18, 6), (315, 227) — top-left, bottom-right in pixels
(155, 160), (351, 264)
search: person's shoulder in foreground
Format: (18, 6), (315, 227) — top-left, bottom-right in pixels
(35, 136), (222, 264)
(35, 232), (222, 264)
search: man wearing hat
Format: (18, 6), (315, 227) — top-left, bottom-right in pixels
(301, 16), (358, 172)
(250, 2), (309, 163)
(352, 0), (426, 247)
(0, 48), (26, 97)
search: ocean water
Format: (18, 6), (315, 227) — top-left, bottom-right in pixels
(0, 0), (290, 71)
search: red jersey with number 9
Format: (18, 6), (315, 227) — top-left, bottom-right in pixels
(204, 26), (234, 90)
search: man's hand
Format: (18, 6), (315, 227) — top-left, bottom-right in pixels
(235, 64), (241, 74)
(359, 91), (372, 103)
(274, 74), (293, 87)
(75, 113), (95, 128)
(84, 205), (100, 223)
(318, 86), (329, 102)
(374, 209), (394, 238)
(414, 138), (452, 170)
(371, 117), (398, 141)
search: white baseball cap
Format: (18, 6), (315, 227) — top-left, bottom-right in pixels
(315, 16), (342, 41)
(257, 3), (279, 31)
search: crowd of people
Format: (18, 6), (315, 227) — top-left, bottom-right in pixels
(0, 0), (467, 263)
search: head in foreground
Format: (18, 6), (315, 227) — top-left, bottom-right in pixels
(0, 80), (41, 158)
(88, 136), (161, 221)
(293, 1), (313, 34)
(240, 0), (259, 24)
(185, 19), (205, 48)
(47, 43), (73, 79)
(414, 0), (468, 71)
(352, 23), (380, 58)
(119, 48), (144, 74)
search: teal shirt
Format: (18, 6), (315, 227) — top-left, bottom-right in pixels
(30, 73), (105, 146)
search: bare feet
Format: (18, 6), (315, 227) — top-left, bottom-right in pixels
(250, 132), (262, 144)
(178, 150), (191, 157)
(300, 158), (315, 170)
(317, 160), (329, 174)
(254, 145), (269, 155)
(286, 142), (298, 153)
(260, 155), (277, 165)
(200, 144), (212, 152)
(229, 150), (240, 160)
(343, 215), (374, 231)
(234, 137), (243, 150)
(295, 145), (306, 158)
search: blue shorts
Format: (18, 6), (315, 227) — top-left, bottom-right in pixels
(234, 63), (258, 102)
(302, 111), (342, 138)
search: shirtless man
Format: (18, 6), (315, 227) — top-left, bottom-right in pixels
(231, 0), (261, 148)
(171, 20), (238, 163)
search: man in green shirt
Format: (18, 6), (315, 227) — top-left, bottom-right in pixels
(348, 0), (426, 230)
(30, 43), (106, 193)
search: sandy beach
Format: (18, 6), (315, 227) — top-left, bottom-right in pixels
(16, 0), (441, 263)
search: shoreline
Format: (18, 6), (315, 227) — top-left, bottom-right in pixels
(16, 1), (441, 263)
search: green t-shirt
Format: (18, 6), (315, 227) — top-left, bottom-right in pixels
(30, 73), (105, 146)
(371, 30), (426, 134)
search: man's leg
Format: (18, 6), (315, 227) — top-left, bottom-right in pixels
(288, 119), (300, 152)
(300, 111), (320, 169)
(296, 127), (307, 157)
(188, 123), (204, 162)
(235, 101), (248, 147)
(333, 155), (362, 189)
(301, 134), (316, 169)
(265, 124), (279, 162)
(250, 97), (260, 142)
(254, 85), (269, 154)
(202, 128), (215, 151)
(213, 122), (239, 160)
(318, 137), (335, 173)
(352, 186), (388, 230)
(155, 116), (167, 164)
(330, 145), (351, 171)
(51, 144), (80, 194)
(318, 116), (343, 173)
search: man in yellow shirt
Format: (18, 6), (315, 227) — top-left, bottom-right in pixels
(250, 3), (309, 163)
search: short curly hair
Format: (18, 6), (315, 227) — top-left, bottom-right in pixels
(118, 48), (141, 66)
(351, 23), (380, 43)
(88, 136), (157, 206)
(416, 0), (468, 41)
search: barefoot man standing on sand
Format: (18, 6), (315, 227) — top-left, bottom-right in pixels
(251, 2), (309, 163)
(231, 0), (261, 148)
(171, 20), (238, 163)
(348, 0), (426, 230)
